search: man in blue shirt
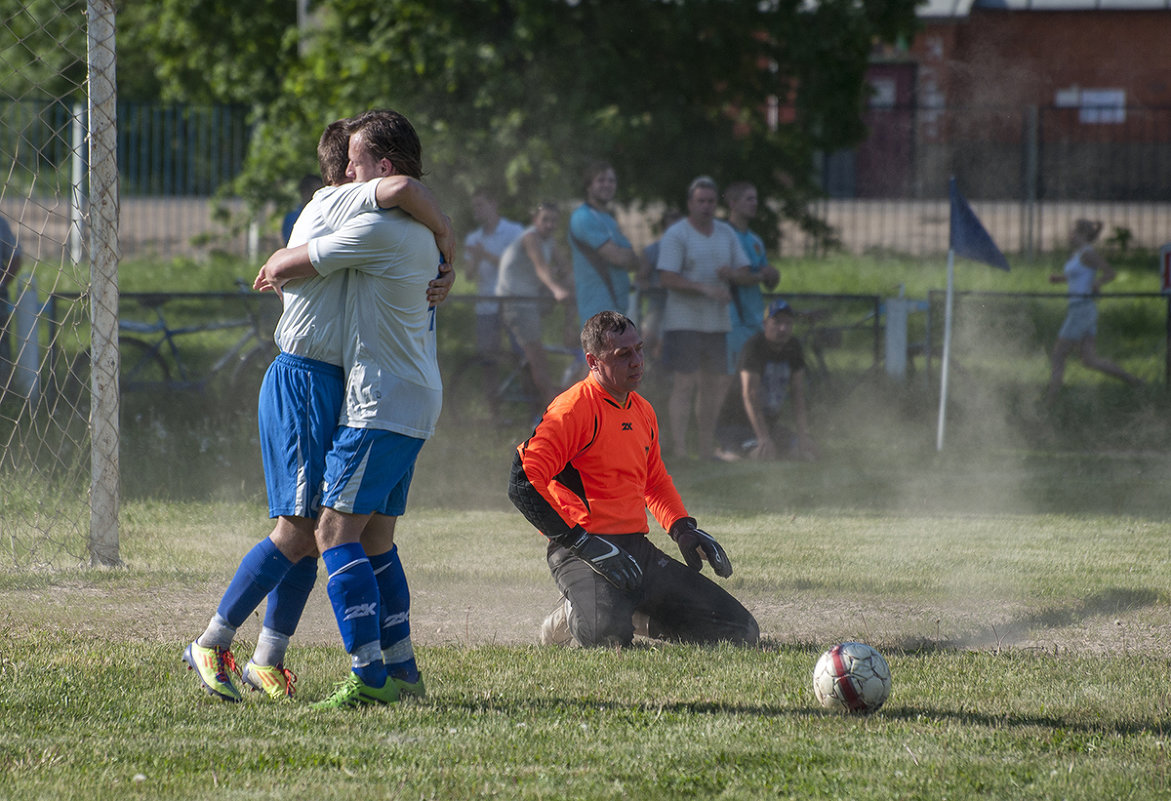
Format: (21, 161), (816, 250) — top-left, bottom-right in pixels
(568, 161), (639, 326)
(723, 181), (779, 373)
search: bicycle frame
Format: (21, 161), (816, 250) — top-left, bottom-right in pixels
(119, 287), (276, 393)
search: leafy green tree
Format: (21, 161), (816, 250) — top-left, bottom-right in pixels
(123, 0), (298, 105)
(1, 0), (89, 100)
(8, 0), (919, 244)
(232, 0), (918, 244)
(1, 0), (174, 102)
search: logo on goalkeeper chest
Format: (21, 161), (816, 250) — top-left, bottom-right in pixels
(343, 602), (378, 622)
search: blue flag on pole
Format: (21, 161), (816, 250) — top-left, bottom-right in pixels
(949, 177), (1010, 271)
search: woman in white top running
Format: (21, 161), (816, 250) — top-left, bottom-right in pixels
(1044, 218), (1141, 405)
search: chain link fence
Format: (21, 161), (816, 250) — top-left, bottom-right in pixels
(1, 1), (119, 567)
(785, 104), (1171, 260)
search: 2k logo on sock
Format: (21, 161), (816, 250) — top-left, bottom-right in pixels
(343, 602), (378, 622)
(383, 611), (410, 628)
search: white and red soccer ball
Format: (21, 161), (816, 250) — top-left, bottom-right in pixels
(812, 641), (891, 714)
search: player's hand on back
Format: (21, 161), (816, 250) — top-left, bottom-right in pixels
(669, 517), (732, 578)
(428, 260), (455, 305)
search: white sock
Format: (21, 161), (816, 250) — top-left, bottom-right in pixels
(196, 614), (236, 650)
(251, 627), (290, 667)
(382, 637), (415, 666)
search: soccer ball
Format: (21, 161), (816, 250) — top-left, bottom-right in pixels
(812, 641), (891, 714)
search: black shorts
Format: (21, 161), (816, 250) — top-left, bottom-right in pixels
(660, 330), (727, 375)
(546, 533), (759, 647)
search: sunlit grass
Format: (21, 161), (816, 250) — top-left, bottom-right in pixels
(2, 635), (1169, 800)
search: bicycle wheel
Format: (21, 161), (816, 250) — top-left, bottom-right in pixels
(119, 336), (170, 391)
(49, 347), (91, 417)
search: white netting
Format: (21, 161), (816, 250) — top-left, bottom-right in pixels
(0, 0), (119, 567)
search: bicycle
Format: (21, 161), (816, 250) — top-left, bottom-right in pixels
(117, 279), (278, 397)
(446, 341), (585, 427)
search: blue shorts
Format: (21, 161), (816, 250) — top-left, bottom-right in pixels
(321, 427), (424, 516)
(258, 352), (344, 519)
(1057, 300), (1097, 341)
(661, 330), (728, 375)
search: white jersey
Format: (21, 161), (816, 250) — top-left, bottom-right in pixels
(1063, 245), (1097, 299)
(273, 181), (382, 363)
(465, 218), (525, 314)
(496, 225), (554, 298)
(658, 218), (749, 333)
(309, 208), (442, 439)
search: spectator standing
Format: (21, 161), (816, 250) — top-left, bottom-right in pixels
(715, 299), (816, 462)
(568, 161), (640, 326)
(465, 187), (525, 362)
(496, 201), (575, 411)
(637, 207), (683, 365)
(723, 181), (780, 372)
(1044, 218), (1142, 406)
(656, 176), (749, 460)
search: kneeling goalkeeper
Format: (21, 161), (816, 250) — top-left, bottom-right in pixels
(508, 310), (759, 647)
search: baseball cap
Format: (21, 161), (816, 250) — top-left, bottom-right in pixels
(766, 298), (793, 318)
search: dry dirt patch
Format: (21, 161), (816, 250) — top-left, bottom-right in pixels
(4, 576), (1165, 658)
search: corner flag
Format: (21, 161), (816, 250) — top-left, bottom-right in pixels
(937, 178), (1009, 452)
(949, 177), (1009, 271)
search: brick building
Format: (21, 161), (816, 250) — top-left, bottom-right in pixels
(851, 1), (1171, 200)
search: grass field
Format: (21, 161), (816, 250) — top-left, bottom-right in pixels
(4, 251), (1171, 799)
(4, 424), (1171, 799)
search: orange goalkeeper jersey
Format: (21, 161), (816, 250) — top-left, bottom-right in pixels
(515, 375), (688, 535)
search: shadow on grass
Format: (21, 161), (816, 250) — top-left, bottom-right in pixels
(889, 587), (1161, 653)
(434, 689), (1171, 739)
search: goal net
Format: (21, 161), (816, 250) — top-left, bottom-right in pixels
(1, 1), (120, 567)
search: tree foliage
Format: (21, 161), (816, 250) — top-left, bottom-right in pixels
(228, 0), (919, 243)
(125, 0), (298, 105)
(1, 0), (89, 100)
(7, 0), (920, 244)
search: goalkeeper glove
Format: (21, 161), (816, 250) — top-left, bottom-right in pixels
(669, 517), (732, 578)
(565, 529), (642, 592)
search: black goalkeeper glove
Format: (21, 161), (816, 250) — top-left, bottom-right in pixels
(565, 529), (643, 592)
(669, 517), (733, 578)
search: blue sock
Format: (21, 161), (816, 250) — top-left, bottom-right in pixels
(216, 538), (293, 628)
(263, 556), (318, 636)
(322, 543), (386, 688)
(369, 546), (419, 683)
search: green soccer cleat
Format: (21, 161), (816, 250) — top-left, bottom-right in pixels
(241, 660), (298, 701)
(183, 641), (242, 703)
(310, 672), (400, 709)
(392, 673), (426, 699)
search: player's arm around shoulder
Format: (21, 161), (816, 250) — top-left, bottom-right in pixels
(311, 211), (423, 278)
(375, 177), (455, 266)
(316, 181), (380, 230)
